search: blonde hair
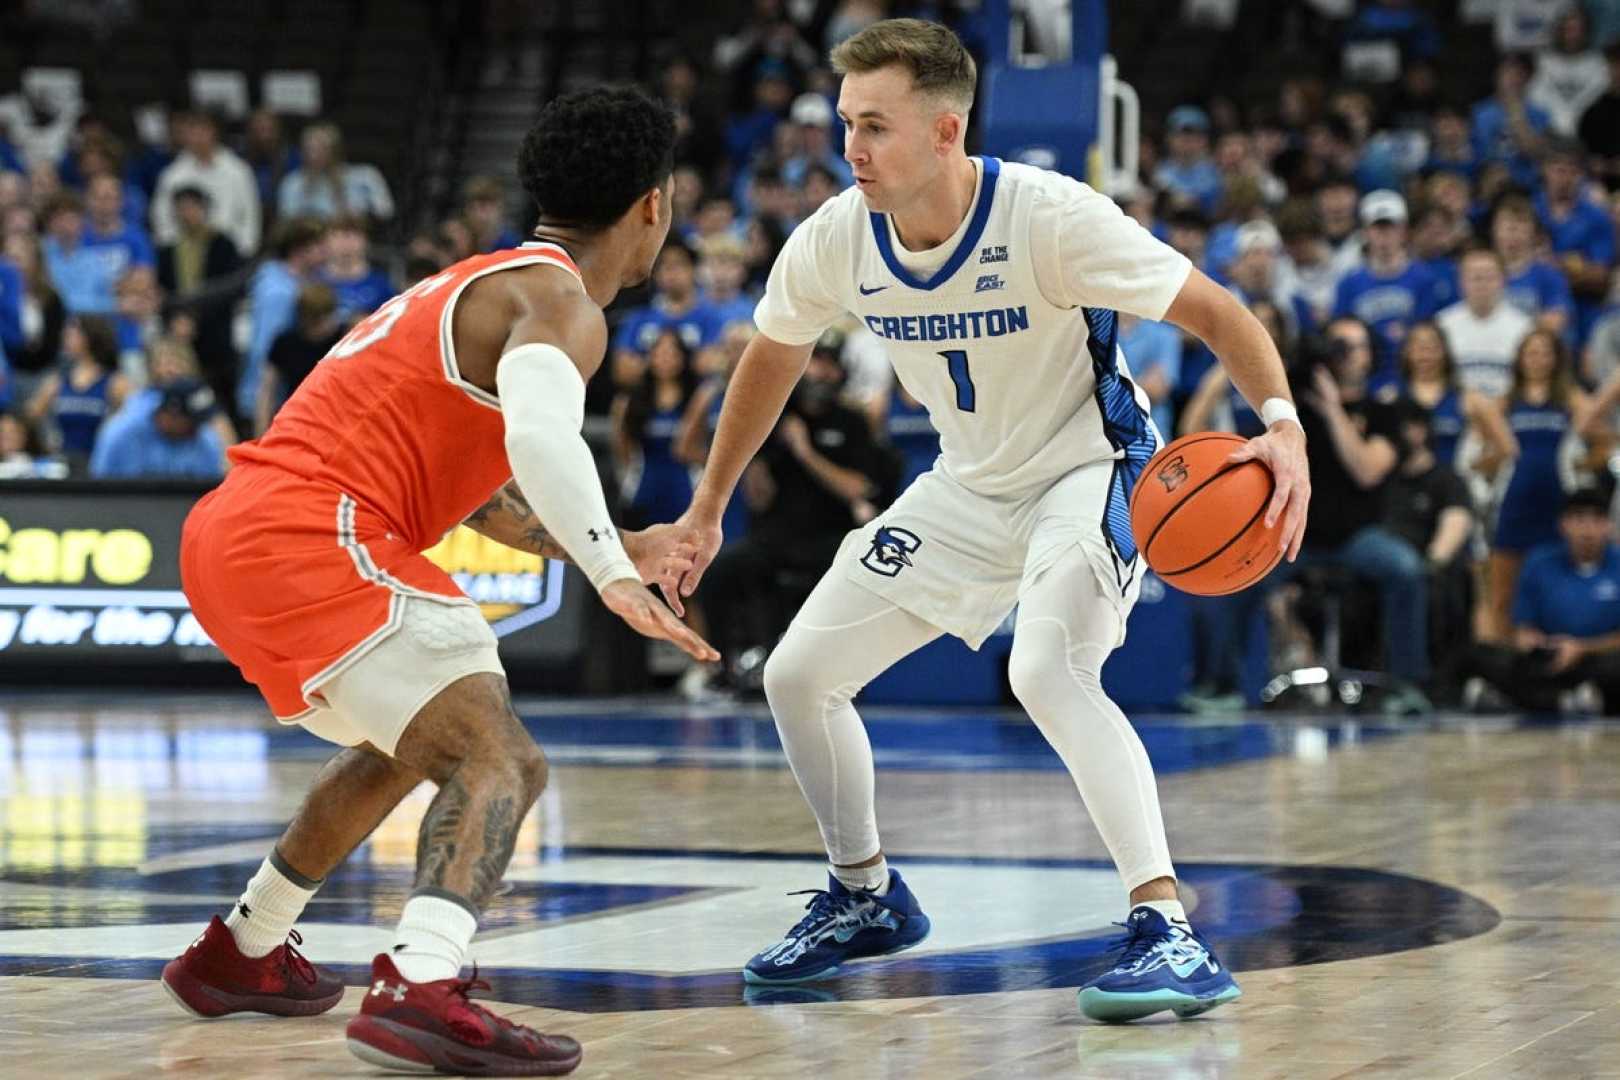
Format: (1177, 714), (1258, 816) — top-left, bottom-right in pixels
(830, 18), (976, 112)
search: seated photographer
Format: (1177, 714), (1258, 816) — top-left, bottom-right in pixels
(1286, 316), (1429, 686)
(695, 342), (899, 686)
(1384, 400), (1475, 699)
(1465, 486), (1620, 713)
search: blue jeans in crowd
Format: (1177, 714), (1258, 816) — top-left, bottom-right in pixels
(1190, 525), (1430, 691)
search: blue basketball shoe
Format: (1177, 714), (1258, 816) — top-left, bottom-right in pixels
(743, 870), (931, 984)
(1078, 906), (1241, 1022)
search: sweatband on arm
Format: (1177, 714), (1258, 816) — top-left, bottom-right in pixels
(1260, 397), (1302, 431)
(496, 343), (640, 593)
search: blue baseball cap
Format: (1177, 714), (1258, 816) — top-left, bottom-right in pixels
(1167, 105), (1210, 133)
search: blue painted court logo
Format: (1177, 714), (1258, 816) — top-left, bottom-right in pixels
(861, 526), (922, 577)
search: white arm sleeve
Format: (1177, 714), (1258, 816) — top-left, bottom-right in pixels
(497, 343), (640, 594)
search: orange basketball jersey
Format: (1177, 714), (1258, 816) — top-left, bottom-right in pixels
(182, 242), (582, 720)
(231, 241), (582, 549)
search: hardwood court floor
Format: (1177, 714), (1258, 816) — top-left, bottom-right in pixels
(0, 696), (1616, 1079)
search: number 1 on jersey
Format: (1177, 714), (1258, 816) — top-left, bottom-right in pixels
(939, 349), (976, 412)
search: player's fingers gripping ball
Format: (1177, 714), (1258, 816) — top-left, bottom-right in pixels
(1129, 433), (1285, 596)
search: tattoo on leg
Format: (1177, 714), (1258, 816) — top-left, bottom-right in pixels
(469, 794), (520, 907)
(415, 776), (470, 890)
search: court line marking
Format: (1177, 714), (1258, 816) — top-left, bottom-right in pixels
(1446, 1010), (1600, 1079)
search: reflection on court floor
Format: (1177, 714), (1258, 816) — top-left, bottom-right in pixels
(0, 696), (1614, 1077)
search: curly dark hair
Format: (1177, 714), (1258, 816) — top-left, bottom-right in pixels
(518, 85), (677, 231)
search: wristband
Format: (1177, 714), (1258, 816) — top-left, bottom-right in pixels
(1260, 397), (1302, 430)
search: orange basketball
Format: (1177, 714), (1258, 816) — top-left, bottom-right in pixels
(1129, 432), (1285, 596)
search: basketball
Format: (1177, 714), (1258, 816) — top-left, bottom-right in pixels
(1129, 433), (1285, 596)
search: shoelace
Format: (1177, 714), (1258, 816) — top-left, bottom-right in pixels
(450, 965), (527, 1036)
(1103, 919), (1165, 971)
(279, 929), (318, 985)
(784, 888), (865, 938)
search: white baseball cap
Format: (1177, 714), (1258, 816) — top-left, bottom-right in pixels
(1359, 189), (1408, 226)
(790, 93), (833, 128)
(1236, 219), (1282, 255)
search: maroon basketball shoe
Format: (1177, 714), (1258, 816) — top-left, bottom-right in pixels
(161, 915), (344, 1017)
(345, 953), (582, 1076)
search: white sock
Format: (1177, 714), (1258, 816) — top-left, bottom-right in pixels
(391, 893), (478, 984)
(1139, 898), (1188, 926)
(224, 853), (319, 958)
(832, 857), (890, 895)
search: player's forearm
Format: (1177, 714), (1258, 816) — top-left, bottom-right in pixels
(1207, 311), (1292, 419)
(691, 336), (811, 517)
(463, 480), (574, 564)
(1164, 271), (1293, 420)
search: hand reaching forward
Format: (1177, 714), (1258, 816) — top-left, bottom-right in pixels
(665, 507), (725, 617)
(600, 579), (719, 662)
(624, 524), (702, 608)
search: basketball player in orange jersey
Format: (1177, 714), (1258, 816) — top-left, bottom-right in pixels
(160, 87), (712, 1076)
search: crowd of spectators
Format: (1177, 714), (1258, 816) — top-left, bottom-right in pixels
(9, 0), (1620, 711)
(0, 68), (399, 483)
(1136, 1), (1620, 712)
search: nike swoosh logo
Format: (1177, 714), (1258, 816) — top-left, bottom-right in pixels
(858, 283), (889, 295)
(1167, 951), (1215, 979)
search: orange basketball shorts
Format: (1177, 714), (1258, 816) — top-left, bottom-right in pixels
(180, 465), (479, 721)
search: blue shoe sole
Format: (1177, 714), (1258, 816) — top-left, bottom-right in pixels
(741, 914), (931, 985)
(1077, 982), (1241, 1023)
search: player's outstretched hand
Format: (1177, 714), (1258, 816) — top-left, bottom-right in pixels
(624, 524), (702, 612)
(669, 508), (725, 615)
(601, 580), (719, 662)
(1228, 420), (1310, 561)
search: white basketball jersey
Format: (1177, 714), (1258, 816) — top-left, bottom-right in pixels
(755, 157), (1192, 563)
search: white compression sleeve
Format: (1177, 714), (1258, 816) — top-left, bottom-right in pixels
(496, 343), (639, 593)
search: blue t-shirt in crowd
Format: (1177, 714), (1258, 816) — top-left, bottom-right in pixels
(1120, 317), (1182, 438)
(90, 414), (224, 479)
(1471, 99), (1552, 186)
(1332, 261), (1446, 380)
(1514, 542), (1620, 639)
(45, 223), (154, 315)
(707, 293), (756, 331)
(1534, 192), (1617, 267)
(613, 297), (727, 356)
(1535, 192), (1617, 341)
(0, 260), (23, 359)
(242, 261), (301, 416)
(1503, 260), (1575, 327)
(319, 266), (395, 322)
(89, 388), (159, 475)
(1151, 158), (1223, 215)
(1415, 256), (1460, 310)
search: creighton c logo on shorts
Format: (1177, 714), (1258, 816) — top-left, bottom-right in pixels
(861, 526), (923, 577)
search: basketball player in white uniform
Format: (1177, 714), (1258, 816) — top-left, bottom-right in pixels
(672, 19), (1310, 1021)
